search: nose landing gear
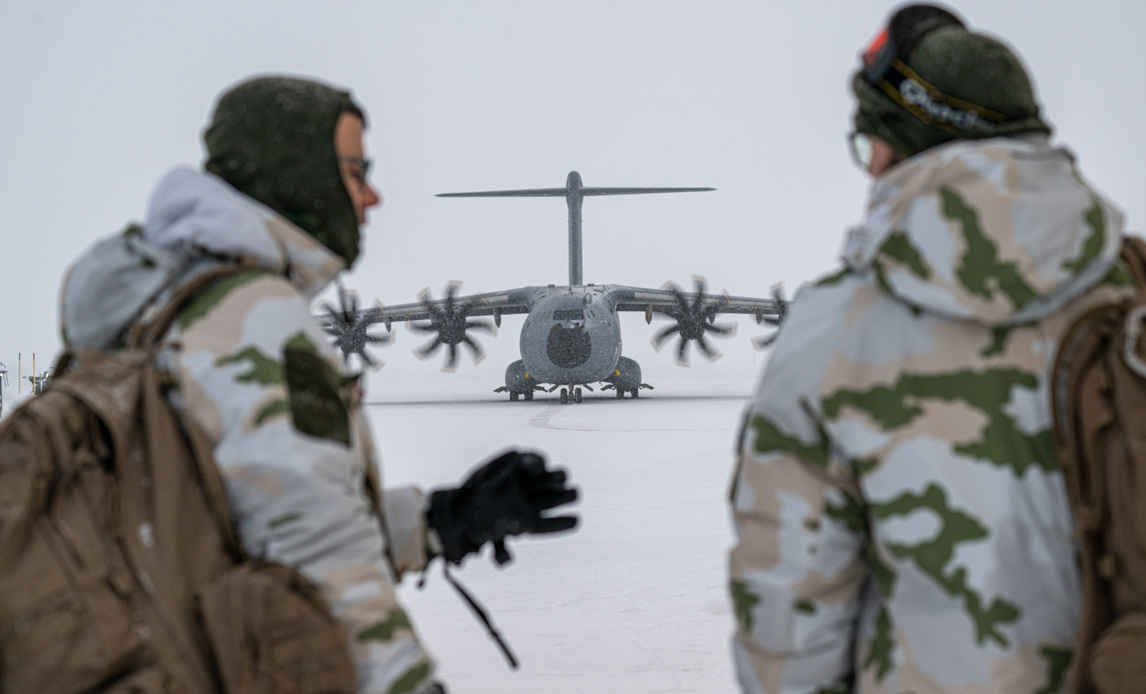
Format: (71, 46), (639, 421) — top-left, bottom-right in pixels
(558, 386), (585, 404)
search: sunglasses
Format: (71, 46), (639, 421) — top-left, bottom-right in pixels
(338, 155), (372, 185)
(847, 131), (874, 171)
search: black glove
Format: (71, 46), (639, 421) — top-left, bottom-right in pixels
(427, 450), (578, 565)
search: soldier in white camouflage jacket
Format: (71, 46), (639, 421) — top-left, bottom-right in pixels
(59, 76), (578, 694)
(729, 6), (1132, 693)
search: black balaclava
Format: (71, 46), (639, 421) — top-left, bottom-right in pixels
(204, 76), (365, 266)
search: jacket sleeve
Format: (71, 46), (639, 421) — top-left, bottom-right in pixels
(168, 272), (438, 694)
(728, 282), (869, 694)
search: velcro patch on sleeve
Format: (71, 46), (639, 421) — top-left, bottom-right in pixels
(284, 347), (350, 446)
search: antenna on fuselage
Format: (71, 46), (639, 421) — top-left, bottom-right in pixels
(437, 171), (713, 286)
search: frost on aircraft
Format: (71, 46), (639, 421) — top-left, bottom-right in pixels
(321, 171), (788, 403)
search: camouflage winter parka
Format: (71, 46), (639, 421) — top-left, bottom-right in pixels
(729, 136), (1133, 693)
(61, 167), (438, 694)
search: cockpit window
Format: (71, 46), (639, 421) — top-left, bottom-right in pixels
(553, 310), (567, 321)
(568, 309), (584, 320)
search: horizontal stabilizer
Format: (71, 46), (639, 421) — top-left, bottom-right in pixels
(437, 188), (568, 197)
(437, 171), (714, 285)
(437, 186), (714, 198)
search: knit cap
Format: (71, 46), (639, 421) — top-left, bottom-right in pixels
(852, 4), (1051, 158)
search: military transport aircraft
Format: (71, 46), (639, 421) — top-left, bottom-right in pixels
(322, 171), (787, 403)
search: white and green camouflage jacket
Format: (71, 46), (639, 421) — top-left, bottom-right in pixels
(61, 167), (438, 694)
(729, 136), (1133, 693)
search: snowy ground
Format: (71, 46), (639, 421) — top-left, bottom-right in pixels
(372, 374), (755, 693)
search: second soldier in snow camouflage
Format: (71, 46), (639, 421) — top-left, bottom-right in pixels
(59, 76), (577, 694)
(729, 6), (1132, 693)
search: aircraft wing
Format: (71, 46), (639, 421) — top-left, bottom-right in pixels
(611, 284), (787, 323)
(320, 286), (534, 330)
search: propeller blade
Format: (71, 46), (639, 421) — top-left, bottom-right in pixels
(418, 288), (446, 323)
(753, 333), (779, 350)
(444, 343), (459, 371)
(676, 337), (690, 366)
(670, 285), (690, 314)
(652, 324), (680, 348)
(414, 337), (443, 360)
(462, 335), (485, 364)
(358, 348), (381, 370)
(706, 322), (736, 337)
(691, 277), (707, 312)
(321, 302), (342, 324)
(343, 290), (360, 318)
(466, 319), (496, 334)
(697, 335), (721, 361)
(705, 294), (731, 322)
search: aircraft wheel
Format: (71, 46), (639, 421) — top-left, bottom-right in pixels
(615, 388), (625, 399)
(510, 391), (519, 402)
(631, 388), (639, 399)
(560, 388), (569, 404)
(524, 390), (534, 401)
(574, 387), (583, 403)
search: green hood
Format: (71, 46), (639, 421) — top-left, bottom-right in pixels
(204, 75), (364, 266)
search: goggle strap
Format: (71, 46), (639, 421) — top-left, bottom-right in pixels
(892, 60), (1007, 121)
(877, 59), (1007, 133)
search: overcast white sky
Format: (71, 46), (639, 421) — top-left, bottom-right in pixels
(2, 1), (1145, 391)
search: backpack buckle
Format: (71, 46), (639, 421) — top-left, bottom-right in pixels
(1122, 305), (1146, 378)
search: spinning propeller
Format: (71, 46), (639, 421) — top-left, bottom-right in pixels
(321, 289), (391, 370)
(752, 284), (788, 349)
(651, 277), (736, 365)
(411, 282), (495, 371)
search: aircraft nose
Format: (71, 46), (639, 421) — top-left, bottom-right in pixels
(547, 323), (592, 368)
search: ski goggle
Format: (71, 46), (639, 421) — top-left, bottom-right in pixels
(859, 6), (1008, 133)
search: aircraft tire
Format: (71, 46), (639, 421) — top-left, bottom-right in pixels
(574, 387), (583, 403)
(510, 392), (519, 402)
(616, 388), (624, 399)
(560, 388), (568, 404)
(524, 390), (534, 401)
(631, 388), (639, 399)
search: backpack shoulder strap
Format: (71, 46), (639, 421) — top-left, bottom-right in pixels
(127, 258), (262, 350)
(1118, 236), (1146, 289)
(126, 258), (263, 561)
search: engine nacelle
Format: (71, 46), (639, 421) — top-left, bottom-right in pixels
(607, 356), (643, 392)
(504, 359), (539, 394)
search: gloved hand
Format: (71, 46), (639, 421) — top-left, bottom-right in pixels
(427, 450), (578, 565)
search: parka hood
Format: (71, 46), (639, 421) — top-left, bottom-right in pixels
(61, 167), (344, 350)
(840, 136), (1124, 326)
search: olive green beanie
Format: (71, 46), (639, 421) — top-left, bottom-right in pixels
(204, 76), (365, 267)
(853, 18), (1051, 158)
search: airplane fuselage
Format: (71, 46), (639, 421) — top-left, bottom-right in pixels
(518, 285), (622, 385)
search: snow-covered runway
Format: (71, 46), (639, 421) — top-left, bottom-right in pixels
(371, 380), (751, 693)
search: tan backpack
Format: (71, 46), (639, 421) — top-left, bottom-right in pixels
(1052, 236), (1146, 694)
(0, 266), (357, 694)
